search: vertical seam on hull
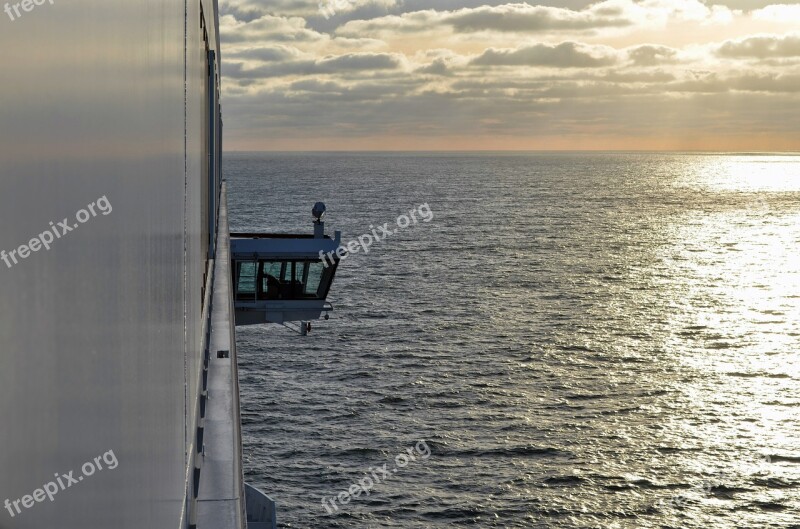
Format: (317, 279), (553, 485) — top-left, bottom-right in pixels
(182, 0), (189, 527)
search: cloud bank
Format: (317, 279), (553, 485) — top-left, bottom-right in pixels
(219, 0), (800, 150)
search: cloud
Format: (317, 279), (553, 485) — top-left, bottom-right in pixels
(318, 0), (400, 19)
(416, 58), (451, 75)
(627, 45), (680, 66)
(335, 0), (738, 38)
(445, 3), (631, 33)
(220, 0), (320, 19)
(221, 14), (326, 43)
(318, 52), (405, 71)
(717, 33), (800, 58)
(226, 52), (404, 79)
(471, 42), (618, 68)
(752, 4), (800, 22)
(733, 72), (800, 92)
(228, 46), (304, 62)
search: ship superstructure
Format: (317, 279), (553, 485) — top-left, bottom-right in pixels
(0, 2), (339, 527)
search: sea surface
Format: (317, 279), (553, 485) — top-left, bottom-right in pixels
(225, 152), (800, 529)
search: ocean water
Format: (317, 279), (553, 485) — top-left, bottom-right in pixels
(225, 152), (800, 529)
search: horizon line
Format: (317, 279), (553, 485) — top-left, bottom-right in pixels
(223, 149), (800, 154)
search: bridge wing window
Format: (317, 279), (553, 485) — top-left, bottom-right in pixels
(232, 258), (337, 301)
(281, 262), (292, 283)
(304, 261), (325, 297)
(260, 261), (283, 300)
(236, 261), (257, 301)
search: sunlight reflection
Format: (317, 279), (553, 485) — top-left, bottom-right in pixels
(676, 155), (800, 193)
(660, 166), (800, 464)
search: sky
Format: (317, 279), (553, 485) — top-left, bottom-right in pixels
(219, 0), (800, 151)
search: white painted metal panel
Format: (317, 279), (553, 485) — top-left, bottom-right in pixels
(0, 1), (222, 527)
